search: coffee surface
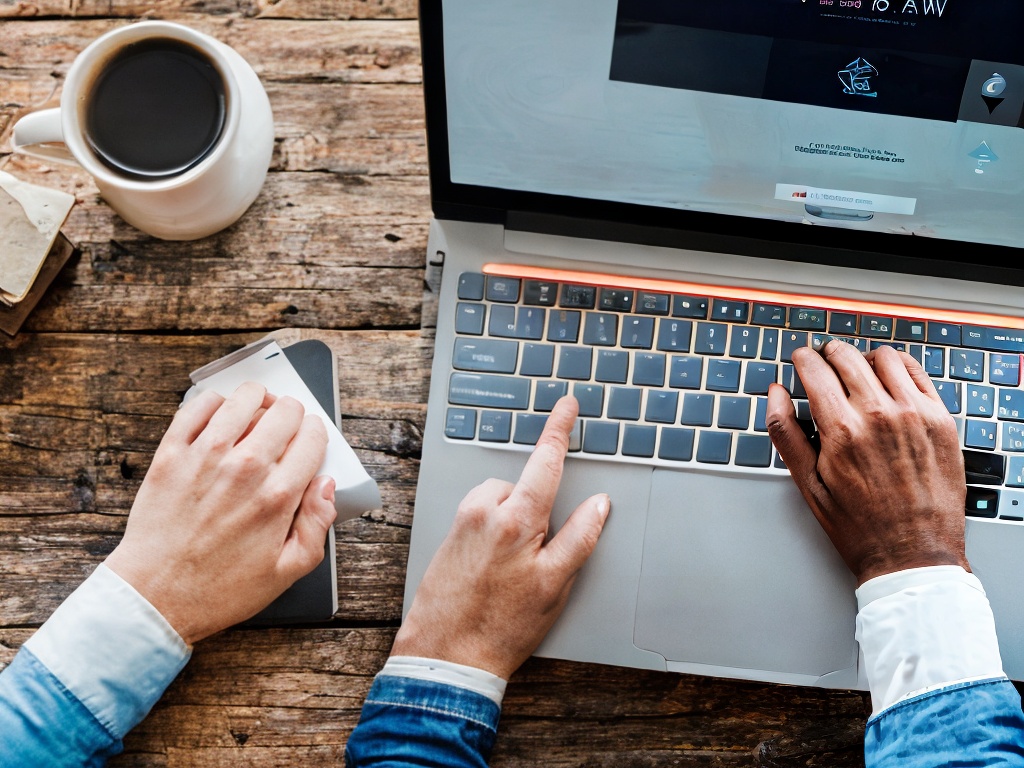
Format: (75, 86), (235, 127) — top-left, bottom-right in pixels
(85, 38), (226, 179)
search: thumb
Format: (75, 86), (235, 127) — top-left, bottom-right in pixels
(279, 476), (337, 583)
(543, 494), (611, 576)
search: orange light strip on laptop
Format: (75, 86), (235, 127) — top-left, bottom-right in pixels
(483, 263), (1024, 330)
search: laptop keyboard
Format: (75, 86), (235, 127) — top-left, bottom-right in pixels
(442, 266), (1024, 522)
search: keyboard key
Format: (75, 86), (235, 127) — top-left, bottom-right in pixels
(520, 343), (555, 377)
(621, 316), (655, 349)
(729, 327), (760, 359)
(999, 389), (1024, 422)
(453, 338), (518, 373)
(829, 312), (858, 336)
(514, 413), (548, 445)
(760, 329), (780, 360)
(780, 332), (809, 362)
(990, 354), (1021, 386)
(547, 310), (581, 343)
(735, 434), (773, 467)
(752, 303), (786, 327)
(632, 353), (666, 387)
(514, 307), (546, 340)
(963, 449), (1005, 485)
(478, 410), (512, 442)
(717, 396), (751, 430)
(636, 292), (670, 315)
(573, 383), (605, 417)
(754, 397), (769, 432)
(781, 364), (807, 398)
(962, 325), (1024, 353)
(607, 387), (642, 420)
(681, 393), (714, 427)
(656, 319), (692, 352)
(965, 419), (997, 451)
(999, 490), (1024, 521)
(870, 341), (906, 353)
(560, 284), (597, 309)
(706, 359), (741, 393)
(789, 308), (827, 331)
(583, 421), (619, 454)
(534, 381), (568, 412)
(711, 299), (749, 323)
(927, 322), (961, 346)
(668, 356), (703, 389)
(445, 408), (477, 439)
(449, 372), (530, 410)
(645, 390), (679, 423)
(966, 385), (995, 417)
(895, 318), (927, 342)
(595, 350), (629, 383)
(599, 288), (634, 312)
(457, 272), (485, 301)
(949, 349), (985, 382)
(696, 431), (732, 464)
(933, 381), (961, 414)
(557, 347), (593, 380)
(488, 305), (518, 337)
(672, 295), (709, 319)
(966, 487), (999, 518)
(622, 425), (657, 458)
(1008, 455), (1024, 487)
(583, 313), (618, 346)
(486, 276), (520, 303)
(523, 280), (558, 306)
(694, 322), (728, 355)
(1002, 423), (1024, 453)
(908, 344), (923, 364)
(924, 347), (944, 377)
(659, 427), (695, 461)
(744, 362), (778, 395)
(455, 303), (486, 335)
(859, 315), (894, 339)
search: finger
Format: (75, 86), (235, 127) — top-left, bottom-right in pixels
(765, 383), (830, 510)
(240, 395), (307, 462)
(198, 381), (274, 450)
(867, 347), (945, 406)
(460, 477), (516, 510)
(542, 493), (611, 576)
(278, 476), (337, 584)
(506, 396), (578, 520)
(274, 414), (330, 490)
(164, 389), (225, 445)
(790, 343), (860, 435)
(815, 339), (887, 402)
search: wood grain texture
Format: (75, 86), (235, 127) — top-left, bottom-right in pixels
(0, 5), (873, 766)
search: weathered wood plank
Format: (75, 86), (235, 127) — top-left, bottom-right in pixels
(0, 0), (417, 20)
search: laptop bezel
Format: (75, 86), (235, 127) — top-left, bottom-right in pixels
(418, 1), (1024, 286)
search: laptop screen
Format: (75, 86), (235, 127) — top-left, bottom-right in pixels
(428, 0), (1024, 274)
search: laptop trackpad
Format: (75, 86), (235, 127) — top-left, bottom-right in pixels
(633, 470), (858, 679)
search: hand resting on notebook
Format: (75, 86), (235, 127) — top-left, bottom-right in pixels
(104, 380), (338, 645)
(391, 395), (612, 680)
(765, 339), (969, 585)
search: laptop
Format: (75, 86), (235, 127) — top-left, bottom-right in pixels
(404, 0), (1024, 688)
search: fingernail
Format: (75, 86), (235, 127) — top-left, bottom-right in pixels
(812, 335), (835, 353)
(596, 494), (611, 521)
(321, 477), (336, 502)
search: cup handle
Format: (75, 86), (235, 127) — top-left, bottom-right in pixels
(11, 108), (79, 166)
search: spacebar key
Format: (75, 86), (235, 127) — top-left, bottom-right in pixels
(449, 372), (531, 410)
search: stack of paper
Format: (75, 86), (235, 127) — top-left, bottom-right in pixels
(0, 171), (76, 335)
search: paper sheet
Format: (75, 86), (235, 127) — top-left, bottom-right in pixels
(183, 340), (382, 521)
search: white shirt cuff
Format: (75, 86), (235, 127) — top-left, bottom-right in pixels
(856, 565), (1004, 717)
(24, 563), (191, 738)
(381, 656), (507, 706)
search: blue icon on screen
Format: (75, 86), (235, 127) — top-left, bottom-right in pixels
(969, 141), (998, 174)
(839, 57), (878, 98)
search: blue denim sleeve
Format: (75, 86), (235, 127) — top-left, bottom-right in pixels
(344, 674), (501, 768)
(866, 677), (1024, 767)
(0, 648), (123, 768)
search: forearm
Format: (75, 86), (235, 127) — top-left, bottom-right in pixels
(0, 564), (191, 768)
(345, 657), (505, 768)
(858, 565), (1024, 766)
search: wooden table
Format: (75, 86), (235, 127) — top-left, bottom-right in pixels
(0, 4), (871, 765)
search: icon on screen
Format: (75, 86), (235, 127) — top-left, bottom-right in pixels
(839, 57), (878, 98)
(982, 73), (1007, 114)
(969, 141), (998, 174)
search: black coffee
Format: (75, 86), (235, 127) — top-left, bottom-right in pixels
(85, 37), (226, 179)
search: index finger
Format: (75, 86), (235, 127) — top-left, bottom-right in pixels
(505, 396), (579, 520)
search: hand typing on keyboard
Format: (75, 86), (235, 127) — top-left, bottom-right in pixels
(765, 340), (969, 585)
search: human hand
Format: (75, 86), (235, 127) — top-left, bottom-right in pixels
(391, 396), (611, 680)
(104, 381), (338, 645)
(766, 340), (968, 585)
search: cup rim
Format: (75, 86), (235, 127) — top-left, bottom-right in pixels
(61, 20), (242, 190)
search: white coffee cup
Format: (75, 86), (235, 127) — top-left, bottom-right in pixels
(11, 21), (274, 241)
